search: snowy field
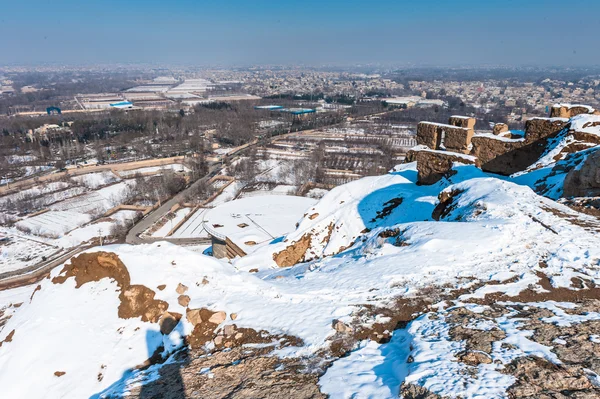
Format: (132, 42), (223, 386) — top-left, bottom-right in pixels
(49, 181), (134, 215)
(71, 171), (120, 189)
(16, 211), (92, 237)
(0, 233), (58, 273)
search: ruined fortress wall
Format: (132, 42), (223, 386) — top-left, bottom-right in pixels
(493, 123), (509, 135)
(416, 122), (473, 153)
(443, 127), (474, 154)
(448, 116), (476, 129)
(416, 122), (439, 148)
(524, 118), (569, 143)
(550, 105), (596, 118)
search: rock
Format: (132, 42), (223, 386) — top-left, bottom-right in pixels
(176, 283), (188, 295)
(156, 284), (166, 291)
(332, 319), (353, 334)
(234, 332), (243, 340)
(118, 285), (169, 323)
(208, 311), (226, 325)
(273, 234), (312, 267)
(457, 350), (492, 365)
(308, 213), (319, 220)
(159, 312), (182, 335)
(563, 149), (600, 197)
(54, 371), (66, 377)
(202, 277), (209, 285)
(249, 269), (259, 273)
(230, 313), (238, 320)
(214, 335), (224, 346)
(414, 149), (479, 185)
(187, 308), (220, 326)
(223, 324), (236, 337)
(178, 295), (190, 307)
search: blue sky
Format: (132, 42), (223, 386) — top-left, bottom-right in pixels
(1, 0), (599, 66)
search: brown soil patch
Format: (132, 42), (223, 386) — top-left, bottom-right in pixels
(52, 252), (131, 289)
(29, 285), (41, 302)
(0, 329), (15, 348)
(118, 285), (169, 322)
(53, 251), (171, 324)
(273, 234), (312, 267)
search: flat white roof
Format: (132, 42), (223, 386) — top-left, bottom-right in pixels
(204, 195), (316, 255)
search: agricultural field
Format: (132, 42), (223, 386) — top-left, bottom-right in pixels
(15, 211), (92, 237)
(0, 233), (59, 274)
(49, 181), (134, 215)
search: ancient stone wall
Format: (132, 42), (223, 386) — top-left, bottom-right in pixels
(550, 105), (598, 118)
(416, 122), (473, 154)
(524, 118), (569, 143)
(448, 116), (476, 129)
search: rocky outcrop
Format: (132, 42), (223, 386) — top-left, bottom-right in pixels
(563, 149), (600, 197)
(413, 149), (479, 185)
(273, 234), (312, 267)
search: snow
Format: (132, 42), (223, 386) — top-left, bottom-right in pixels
(16, 211), (92, 237)
(170, 208), (210, 238)
(203, 195), (316, 254)
(150, 208), (191, 237)
(570, 113), (600, 136)
(71, 171), (120, 189)
(0, 232), (59, 273)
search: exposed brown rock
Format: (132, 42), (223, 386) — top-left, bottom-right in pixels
(506, 357), (598, 397)
(159, 312), (182, 335)
(273, 234), (312, 267)
(308, 213), (319, 220)
(156, 284), (166, 291)
(0, 329), (15, 348)
(118, 285), (168, 323)
(208, 311), (226, 325)
(54, 371), (66, 377)
(415, 150), (479, 185)
(401, 383), (442, 399)
(457, 350), (492, 365)
(175, 283), (188, 295)
(332, 319), (353, 334)
(177, 295), (190, 307)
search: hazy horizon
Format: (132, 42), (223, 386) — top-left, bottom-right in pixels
(2, 0), (600, 67)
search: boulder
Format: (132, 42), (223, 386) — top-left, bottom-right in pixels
(176, 283), (188, 295)
(563, 149), (600, 197)
(415, 149), (479, 185)
(177, 294), (190, 307)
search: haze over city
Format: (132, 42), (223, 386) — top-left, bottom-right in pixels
(2, 0), (600, 66)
